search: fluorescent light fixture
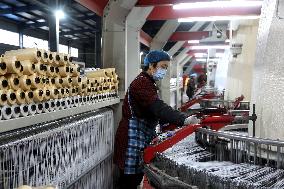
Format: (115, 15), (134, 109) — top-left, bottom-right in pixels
(178, 15), (260, 22)
(55, 10), (65, 19)
(188, 40), (200, 44)
(190, 45), (230, 50)
(194, 53), (207, 58)
(173, 1), (263, 10)
(195, 58), (207, 62)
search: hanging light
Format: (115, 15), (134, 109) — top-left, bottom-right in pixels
(55, 10), (65, 20)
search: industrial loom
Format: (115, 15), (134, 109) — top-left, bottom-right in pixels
(0, 109), (114, 189)
(142, 92), (284, 189)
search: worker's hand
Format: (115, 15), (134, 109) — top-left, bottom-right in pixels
(157, 131), (176, 142)
(184, 115), (200, 125)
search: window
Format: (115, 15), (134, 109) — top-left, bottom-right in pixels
(59, 44), (68, 54)
(23, 35), (48, 50)
(0, 29), (19, 46)
(71, 47), (78, 58)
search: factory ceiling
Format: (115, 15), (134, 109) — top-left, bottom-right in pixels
(0, 0), (101, 45)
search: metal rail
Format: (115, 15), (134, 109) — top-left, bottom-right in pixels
(196, 128), (284, 169)
(219, 124), (248, 131)
(0, 97), (120, 133)
(196, 128), (284, 146)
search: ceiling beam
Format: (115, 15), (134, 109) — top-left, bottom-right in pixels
(136, 0), (212, 6)
(169, 31), (210, 41)
(183, 42), (229, 47)
(147, 6), (261, 20)
(169, 31), (230, 41)
(75, 0), (109, 16)
(23, 21), (46, 29)
(167, 41), (184, 56)
(150, 20), (179, 50)
(188, 49), (208, 56)
(22, 22), (97, 38)
(60, 28), (97, 36)
(187, 49), (225, 56)
(73, 15), (100, 22)
(140, 30), (152, 47)
(0, 5), (38, 15)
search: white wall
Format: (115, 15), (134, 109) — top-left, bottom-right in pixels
(225, 20), (259, 101)
(250, 0), (284, 140)
(215, 50), (230, 92)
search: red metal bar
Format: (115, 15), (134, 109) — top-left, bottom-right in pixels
(180, 93), (215, 112)
(170, 31), (230, 42)
(143, 124), (201, 164)
(202, 115), (235, 123)
(147, 6), (261, 20)
(201, 115), (235, 130)
(169, 31), (210, 42)
(76, 0), (109, 16)
(140, 30), (153, 47)
(188, 49), (225, 57)
(143, 114), (235, 163)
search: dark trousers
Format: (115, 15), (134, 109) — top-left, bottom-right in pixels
(118, 169), (144, 189)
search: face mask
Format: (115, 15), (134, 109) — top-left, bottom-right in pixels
(153, 68), (167, 81)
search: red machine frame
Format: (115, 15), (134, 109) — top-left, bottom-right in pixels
(143, 95), (246, 164)
(143, 115), (235, 164)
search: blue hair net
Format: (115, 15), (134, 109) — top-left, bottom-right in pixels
(144, 50), (171, 66)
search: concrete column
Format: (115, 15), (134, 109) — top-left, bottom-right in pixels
(95, 31), (102, 68)
(170, 48), (191, 107)
(126, 7), (153, 87)
(103, 0), (137, 93)
(250, 0), (284, 139)
(176, 56), (192, 108)
(164, 42), (186, 106)
(67, 40), (71, 54)
(149, 20), (179, 105)
(160, 65), (171, 105)
(19, 29), (23, 49)
(102, 0), (153, 131)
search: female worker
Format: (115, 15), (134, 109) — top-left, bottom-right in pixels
(114, 50), (199, 189)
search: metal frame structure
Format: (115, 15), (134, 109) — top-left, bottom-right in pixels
(196, 127), (284, 169)
(0, 97), (119, 133)
(75, 0), (262, 110)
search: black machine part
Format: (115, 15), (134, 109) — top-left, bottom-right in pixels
(144, 163), (198, 189)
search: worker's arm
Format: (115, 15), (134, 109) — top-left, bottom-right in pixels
(149, 99), (187, 126)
